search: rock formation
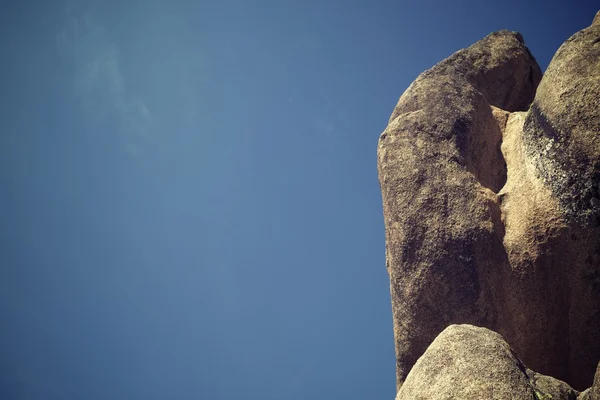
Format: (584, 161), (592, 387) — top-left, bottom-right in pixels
(378, 10), (600, 393)
(579, 362), (600, 400)
(396, 325), (578, 400)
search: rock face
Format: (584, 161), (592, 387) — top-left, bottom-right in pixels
(396, 325), (578, 400)
(378, 12), (600, 392)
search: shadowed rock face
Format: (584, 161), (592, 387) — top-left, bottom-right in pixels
(378, 13), (600, 392)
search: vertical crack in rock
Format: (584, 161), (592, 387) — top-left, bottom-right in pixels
(458, 101), (508, 194)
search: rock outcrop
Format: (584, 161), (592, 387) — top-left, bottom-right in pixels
(396, 325), (578, 400)
(378, 11), (600, 393)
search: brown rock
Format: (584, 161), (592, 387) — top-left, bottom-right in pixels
(378, 12), (600, 392)
(516, 13), (600, 389)
(523, 14), (600, 224)
(496, 110), (572, 385)
(378, 29), (541, 391)
(396, 325), (578, 400)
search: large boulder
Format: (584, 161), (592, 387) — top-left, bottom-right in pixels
(378, 29), (541, 391)
(503, 12), (600, 390)
(396, 325), (578, 400)
(523, 9), (600, 223)
(378, 11), (600, 391)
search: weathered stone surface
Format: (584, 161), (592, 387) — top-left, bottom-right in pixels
(496, 110), (574, 385)
(523, 15), (600, 224)
(396, 325), (578, 400)
(579, 362), (600, 400)
(528, 369), (579, 400)
(595, 364), (600, 399)
(504, 14), (600, 389)
(378, 12), (600, 393)
(577, 362), (600, 400)
(378, 29), (542, 391)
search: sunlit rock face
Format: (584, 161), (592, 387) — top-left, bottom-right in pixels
(378, 10), (600, 392)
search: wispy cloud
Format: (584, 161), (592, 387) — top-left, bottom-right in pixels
(56, 7), (152, 144)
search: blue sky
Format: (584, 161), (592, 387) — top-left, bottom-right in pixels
(1, 1), (597, 399)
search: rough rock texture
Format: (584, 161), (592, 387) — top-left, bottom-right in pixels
(504, 14), (600, 390)
(396, 325), (578, 400)
(579, 362), (600, 400)
(378, 12), (600, 392)
(524, 13), (600, 223)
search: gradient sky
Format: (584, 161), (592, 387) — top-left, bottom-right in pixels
(1, 1), (597, 399)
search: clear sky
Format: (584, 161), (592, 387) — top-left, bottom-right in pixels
(1, 1), (597, 399)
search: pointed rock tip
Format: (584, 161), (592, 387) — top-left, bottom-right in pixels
(594, 10), (600, 26)
(487, 30), (525, 44)
(513, 31), (524, 44)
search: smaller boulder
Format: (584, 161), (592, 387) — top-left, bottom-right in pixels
(396, 325), (579, 400)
